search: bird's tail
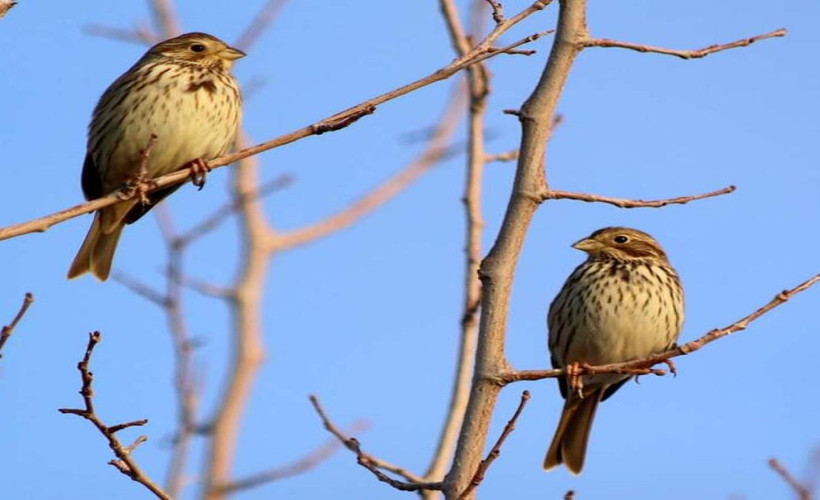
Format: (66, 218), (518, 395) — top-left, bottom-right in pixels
(67, 210), (125, 281)
(543, 389), (603, 474)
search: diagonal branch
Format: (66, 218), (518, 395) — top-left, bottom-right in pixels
(0, 292), (34, 361)
(58, 332), (171, 500)
(235, 0), (289, 52)
(458, 391), (530, 499)
(768, 458), (813, 500)
(309, 395), (441, 491)
(0, 19), (551, 243)
(218, 420), (369, 494)
(583, 28), (787, 60)
(272, 84), (467, 250)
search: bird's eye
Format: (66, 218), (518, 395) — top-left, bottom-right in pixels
(614, 235), (629, 244)
(190, 44), (206, 53)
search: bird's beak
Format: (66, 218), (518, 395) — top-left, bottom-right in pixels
(572, 238), (602, 253)
(220, 46), (247, 61)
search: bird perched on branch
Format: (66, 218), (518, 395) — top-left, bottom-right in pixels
(68, 32), (245, 280)
(544, 227), (684, 474)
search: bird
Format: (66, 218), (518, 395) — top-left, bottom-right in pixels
(543, 227), (684, 474)
(67, 32), (245, 280)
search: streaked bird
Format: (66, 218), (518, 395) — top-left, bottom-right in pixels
(68, 32), (244, 280)
(544, 227), (684, 474)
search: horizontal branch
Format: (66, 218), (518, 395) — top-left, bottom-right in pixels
(499, 270), (820, 383)
(583, 28), (787, 60)
(0, 12), (552, 243)
(542, 184), (735, 208)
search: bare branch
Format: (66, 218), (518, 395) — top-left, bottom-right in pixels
(542, 184), (736, 208)
(0, 11), (551, 243)
(174, 174), (293, 248)
(768, 458), (813, 500)
(148, 0), (180, 37)
(235, 0), (288, 52)
(458, 391), (530, 499)
(112, 272), (168, 307)
(500, 270), (820, 383)
(219, 420), (369, 493)
(424, 1), (491, 492)
(583, 28), (787, 60)
(58, 332), (171, 500)
(445, 0), (579, 495)
(273, 84), (467, 250)
(309, 395), (441, 491)
(485, 150), (519, 163)
(82, 24), (158, 45)
(0, 292), (34, 361)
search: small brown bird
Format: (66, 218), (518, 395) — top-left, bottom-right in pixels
(544, 227), (684, 474)
(68, 32), (245, 280)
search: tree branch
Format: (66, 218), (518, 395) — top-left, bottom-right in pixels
(272, 83), (467, 250)
(542, 185), (736, 207)
(0, 292), (34, 361)
(218, 420), (369, 493)
(0, 12), (551, 243)
(235, 0), (289, 52)
(583, 28), (786, 60)
(309, 395), (441, 491)
(58, 332), (171, 500)
(458, 391), (530, 499)
(768, 458), (813, 500)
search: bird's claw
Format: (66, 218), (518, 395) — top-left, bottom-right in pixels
(189, 158), (211, 190)
(662, 359), (677, 377)
(567, 362), (584, 398)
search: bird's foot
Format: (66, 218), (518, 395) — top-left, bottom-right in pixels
(662, 358), (677, 377)
(122, 175), (156, 206)
(189, 158), (211, 190)
(567, 362), (585, 398)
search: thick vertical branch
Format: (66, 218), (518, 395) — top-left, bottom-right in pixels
(203, 148), (269, 500)
(443, 1), (587, 497)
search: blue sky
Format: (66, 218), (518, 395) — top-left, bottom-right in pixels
(1, 1), (818, 498)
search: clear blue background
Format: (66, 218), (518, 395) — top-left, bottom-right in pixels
(1, 1), (818, 498)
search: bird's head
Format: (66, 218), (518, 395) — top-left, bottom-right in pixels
(145, 32), (246, 71)
(572, 227), (668, 262)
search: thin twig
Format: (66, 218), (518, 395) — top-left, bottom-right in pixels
(271, 84), (467, 250)
(500, 270), (820, 383)
(458, 391), (530, 499)
(218, 420), (369, 493)
(174, 174), (293, 248)
(148, 0), (180, 37)
(584, 29), (787, 60)
(0, 292), (34, 361)
(111, 272), (168, 307)
(235, 0), (288, 52)
(0, 18), (552, 243)
(768, 458), (813, 500)
(542, 185), (736, 208)
(308, 395), (441, 491)
(58, 332), (171, 500)
(82, 24), (159, 45)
